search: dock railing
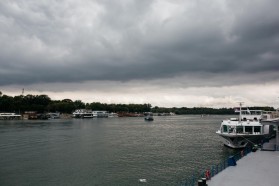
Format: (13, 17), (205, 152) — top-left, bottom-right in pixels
(179, 147), (252, 186)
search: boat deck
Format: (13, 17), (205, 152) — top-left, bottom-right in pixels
(207, 147), (279, 186)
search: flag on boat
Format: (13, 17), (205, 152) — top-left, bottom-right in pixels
(247, 108), (251, 114)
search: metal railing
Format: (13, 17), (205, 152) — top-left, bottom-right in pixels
(179, 147), (252, 186)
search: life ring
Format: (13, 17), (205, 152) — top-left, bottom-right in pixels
(205, 170), (211, 180)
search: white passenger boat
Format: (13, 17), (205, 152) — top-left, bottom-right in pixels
(92, 111), (108, 118)
(216, 103), (265, 148)
(72, 109), (93, 118)
(0, 113), (21, 120)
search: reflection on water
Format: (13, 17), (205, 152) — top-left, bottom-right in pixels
(0, 116), (237, 185)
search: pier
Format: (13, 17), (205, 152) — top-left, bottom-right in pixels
(179, 137), (279, 186)
(207, 149), (279, 186)
(262, 118), (279, 151)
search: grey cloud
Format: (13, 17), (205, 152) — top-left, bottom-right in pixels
(0, 0), (279, 87)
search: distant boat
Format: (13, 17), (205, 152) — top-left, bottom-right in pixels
(0, 113), (21, 120)
(92, 111), (109, 118)
(144, 112), (154, 121)
(47, 112), (60, 119)
(72, 109), (109, 118)
(72, 109), (93, 118)
(108, 112), (118, 117)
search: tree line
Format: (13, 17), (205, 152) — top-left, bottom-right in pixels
(0, 92), (275, 114)
(0, 92), (152, 114)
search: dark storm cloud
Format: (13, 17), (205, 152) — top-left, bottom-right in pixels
(0, 0), (279, 86)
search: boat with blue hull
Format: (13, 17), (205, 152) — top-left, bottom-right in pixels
(144, 112), (154, 121)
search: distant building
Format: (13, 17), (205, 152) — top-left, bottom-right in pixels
(23, 111), (37, 120)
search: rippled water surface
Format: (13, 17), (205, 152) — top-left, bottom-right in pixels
(0, 115), (237, 185)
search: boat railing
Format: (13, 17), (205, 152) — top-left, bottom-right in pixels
(178, 147), (252, 186)
(225, 131), (262, 135)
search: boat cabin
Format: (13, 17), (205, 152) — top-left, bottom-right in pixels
(221, 124), (262, 135)
(238, 109), (263, 121)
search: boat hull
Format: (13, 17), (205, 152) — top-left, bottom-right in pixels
(145, 117), (154, 121)
(217, 132), (264, 149)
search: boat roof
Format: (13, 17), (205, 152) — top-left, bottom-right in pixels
(222, 120), (262, 126)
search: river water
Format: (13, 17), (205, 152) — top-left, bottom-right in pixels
(0, 115), (237, 186)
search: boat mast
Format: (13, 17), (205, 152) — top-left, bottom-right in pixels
(238, 102), (244, 122)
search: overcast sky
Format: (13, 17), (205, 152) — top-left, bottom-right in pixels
(1, 0), (279, 108)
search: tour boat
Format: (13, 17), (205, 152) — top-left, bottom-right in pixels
(0, 113), (21, 120)
(72, 109), (93, 118)
(216, 103), (265, 149)
(92, 111), (109, 118)
(144, 112), (154, 121)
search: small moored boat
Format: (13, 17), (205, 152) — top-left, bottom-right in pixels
(144, 112), (154, 121)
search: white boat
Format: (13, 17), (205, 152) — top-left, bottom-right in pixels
(47, 112), (60, 119)
(0, 113), (21, 120)
(108, 112), (118, 117)
(92, 111), (108, 118)
(144, 112), (154, 121)
(72, 109), (93, 118)
(216, 103), (265, 149)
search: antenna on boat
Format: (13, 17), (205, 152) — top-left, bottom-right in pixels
(238, 102), (244, 122)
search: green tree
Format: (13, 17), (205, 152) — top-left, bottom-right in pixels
(0, 94), (14, 112)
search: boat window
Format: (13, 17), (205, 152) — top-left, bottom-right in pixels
(254, 126), (261, 133)
(255, 111), (262, 115)
(245, 126), (253, 134)
(236, 126), (243, 133)
(228, 126), (234, 133)
(223, 125), (228, 132)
